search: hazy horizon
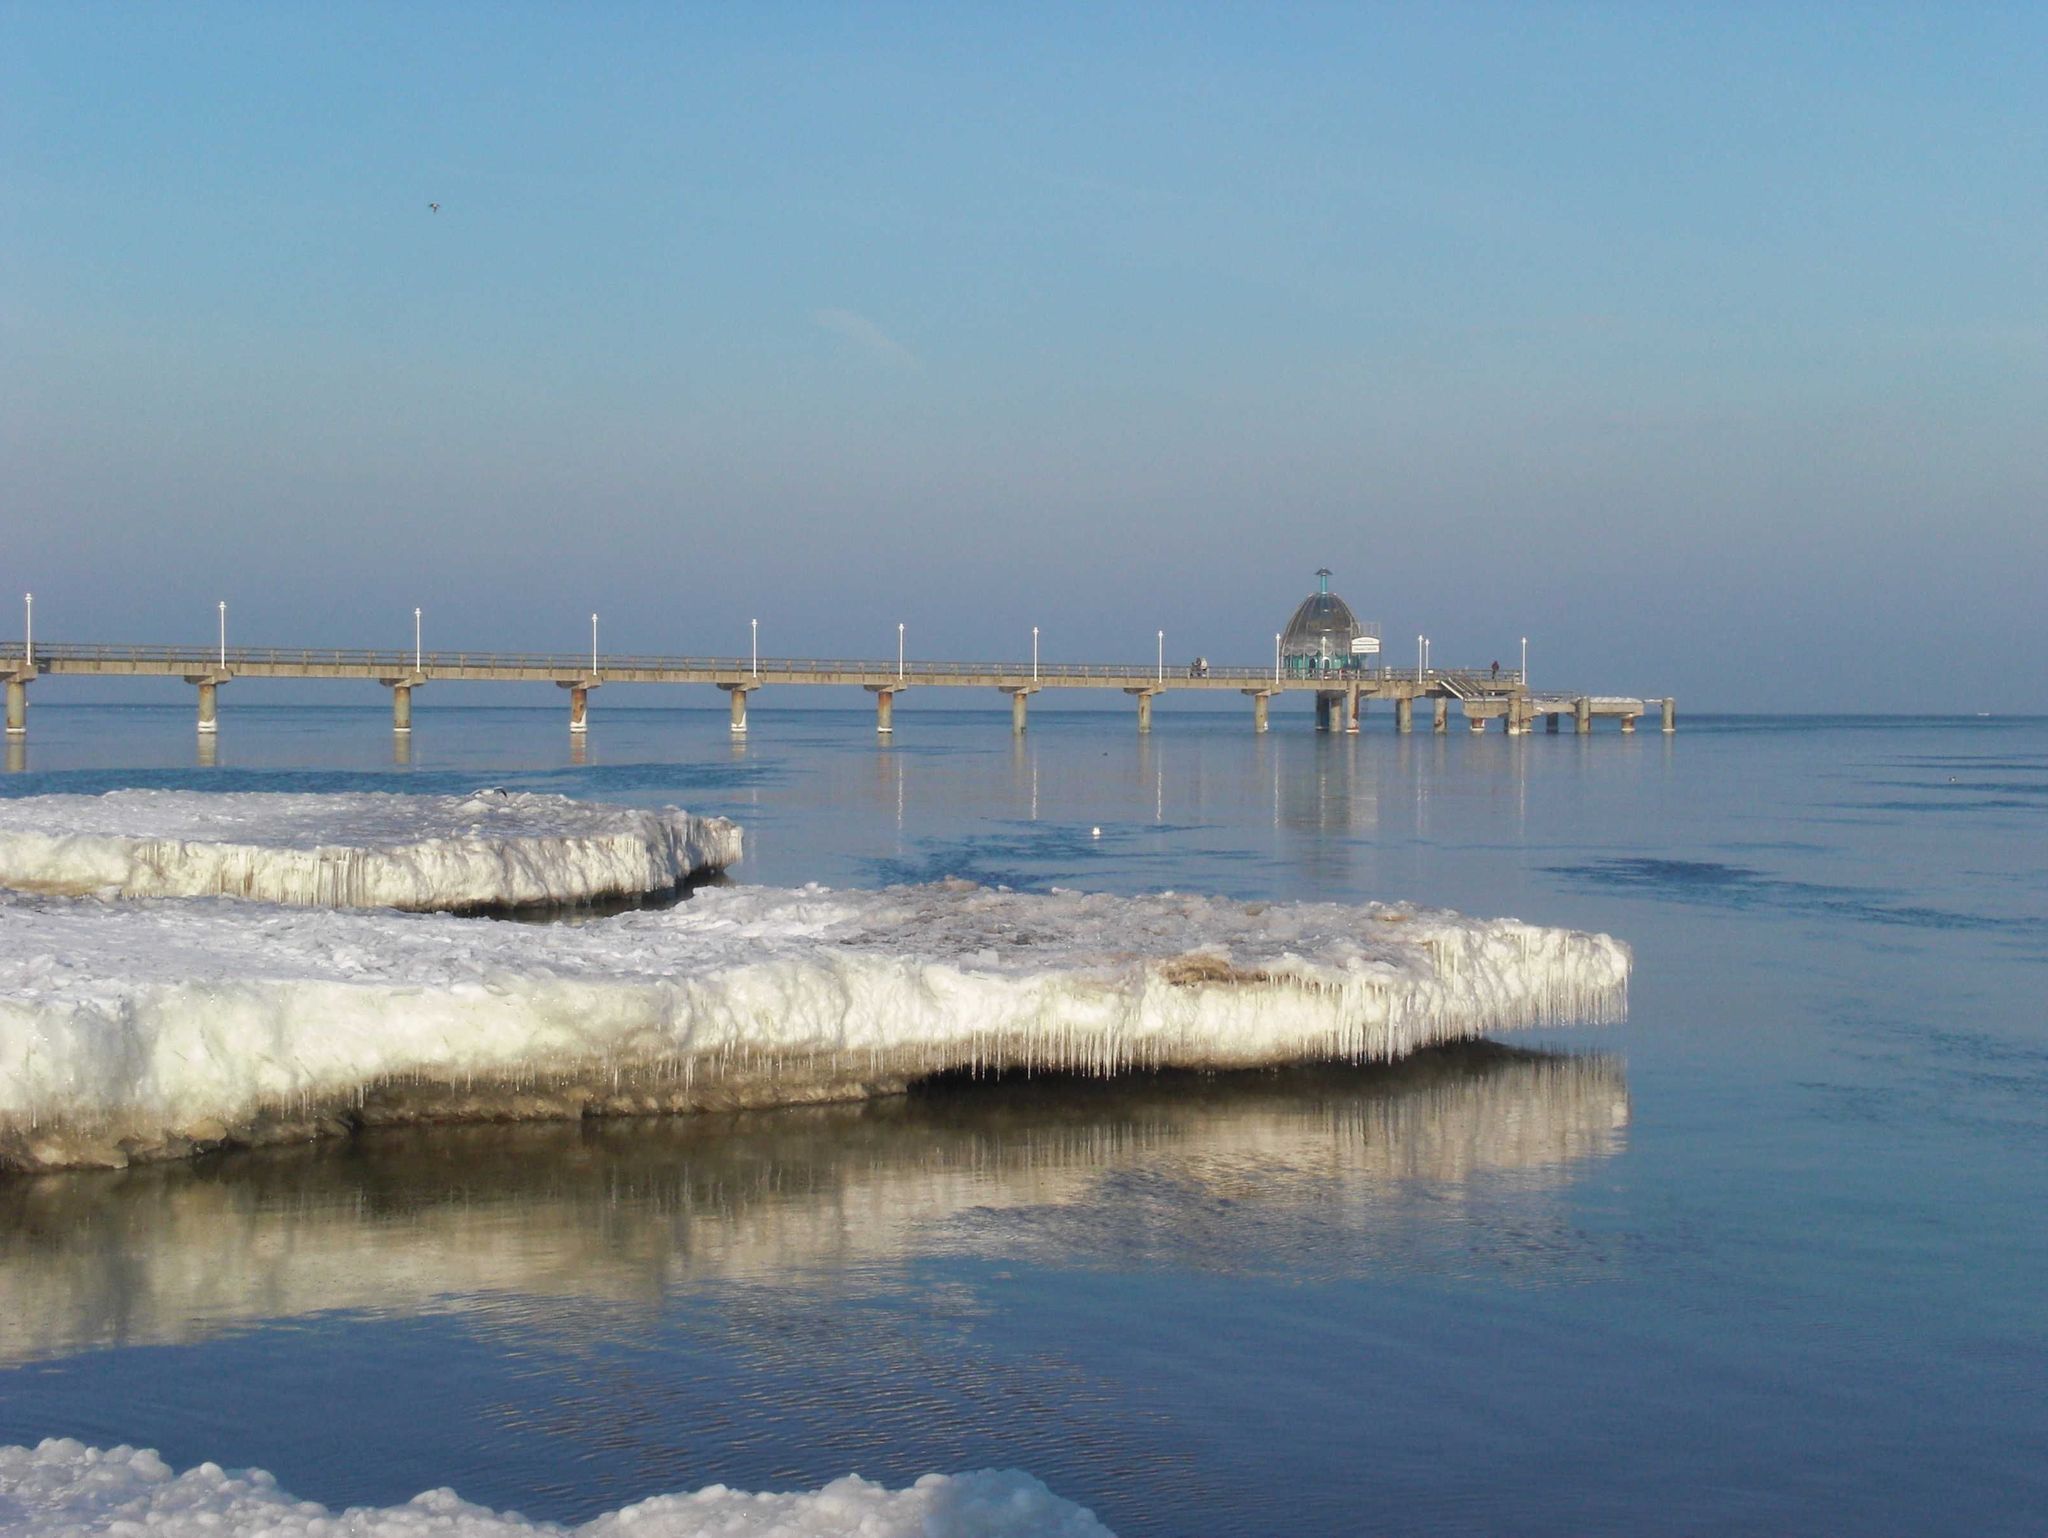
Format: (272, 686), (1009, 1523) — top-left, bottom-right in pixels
(6, 7), (2042, 712)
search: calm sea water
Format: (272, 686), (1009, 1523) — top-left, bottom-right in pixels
(1, 702), (2044, 1536)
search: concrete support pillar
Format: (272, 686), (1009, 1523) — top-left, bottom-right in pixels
(1662, 697), (1677, 734)
(1137, 693), (1153, 733)
(558, 676), (600, 734)
(1003, 688), (1036, 735)
(1345, 685), (1361, 734)
(3, 679), (25, 737)
(1433, 698), (1449, 734)
(391, 685), (413, 734)
(1395, 696), (1413, 734)
(722, 684), (754, 735)
(1621, 713), (1638, 734)
(1468, 712), (1488, 733)
(1546, 712), (1560, 733)
(196, 681), (219, 735)
(875, 689), (895, 734)
(1255, 694), (1270, 733)
(1575, 698), (1592, 735)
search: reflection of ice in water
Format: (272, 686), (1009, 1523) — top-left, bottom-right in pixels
(0, 1046), (1626, 1367)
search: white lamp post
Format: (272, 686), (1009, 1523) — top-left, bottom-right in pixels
(1417, 634), (1424, 683)
(1156, 629), (1163, 684)
(414, 608), (422, 672)
(218, 601), (226, 667)
(1032, 626), (1038, 682)
(751, 618), (758, 677)
(1521, 635), (1528, 687)
(1274, 632), (1281, 686)
(897, 622), (904, 679)
(22, 593), (31, 667)
(591, 613), (598, 674)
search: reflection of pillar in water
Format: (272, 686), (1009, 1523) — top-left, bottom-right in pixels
(568, 734), (589, 766)
(1009, 736), (1038, 820)
(1278, 737), (1376, 846)
(393, 731), (412, 767)
(196, 733), (218, 769)
(4, 738), (23, 774)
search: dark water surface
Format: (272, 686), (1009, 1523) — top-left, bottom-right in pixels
(2, 703), (2044, 1535)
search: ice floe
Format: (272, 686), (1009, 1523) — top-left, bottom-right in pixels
(0, 1440), (1112, 1538)
(0, 789), (741, 910)
(0, 881), (1628, 1171)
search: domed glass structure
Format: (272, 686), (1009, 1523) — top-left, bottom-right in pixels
(1281, 569), (1377, 676)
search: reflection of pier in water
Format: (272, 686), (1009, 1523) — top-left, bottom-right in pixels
(0, 1046), (1626, 1366)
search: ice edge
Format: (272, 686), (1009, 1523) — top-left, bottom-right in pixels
(1, 885), (1630, 1174)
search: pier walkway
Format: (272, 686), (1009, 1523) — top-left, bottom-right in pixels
(3, 642), (1672, 739)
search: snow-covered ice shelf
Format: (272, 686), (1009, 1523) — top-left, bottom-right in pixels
(0, 789), (741, 910)
(0, 1441), (1113, 1538)
(0, 881), (1629, 1172)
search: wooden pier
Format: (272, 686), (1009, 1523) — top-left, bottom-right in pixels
(3, 641), (1672, 739)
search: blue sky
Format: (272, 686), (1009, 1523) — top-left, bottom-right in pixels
(4, 4), (2043, 709)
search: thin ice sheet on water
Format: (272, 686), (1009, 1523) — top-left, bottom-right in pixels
(0, 881), (1629, 1170)
(0, 788), (741, 909)
(0, 1440), (1113, 1538)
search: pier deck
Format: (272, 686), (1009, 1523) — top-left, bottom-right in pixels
(3, 643), (1670, 739)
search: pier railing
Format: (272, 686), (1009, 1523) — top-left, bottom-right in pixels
(10, 641), (1521, 689)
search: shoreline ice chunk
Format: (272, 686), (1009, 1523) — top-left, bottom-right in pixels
(0, 788), (741, 910)
(0, 882), (1629, 1173)
(0, 1439), (1115, 1537)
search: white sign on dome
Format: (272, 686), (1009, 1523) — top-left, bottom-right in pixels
(1350, 636), (1381, 655)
